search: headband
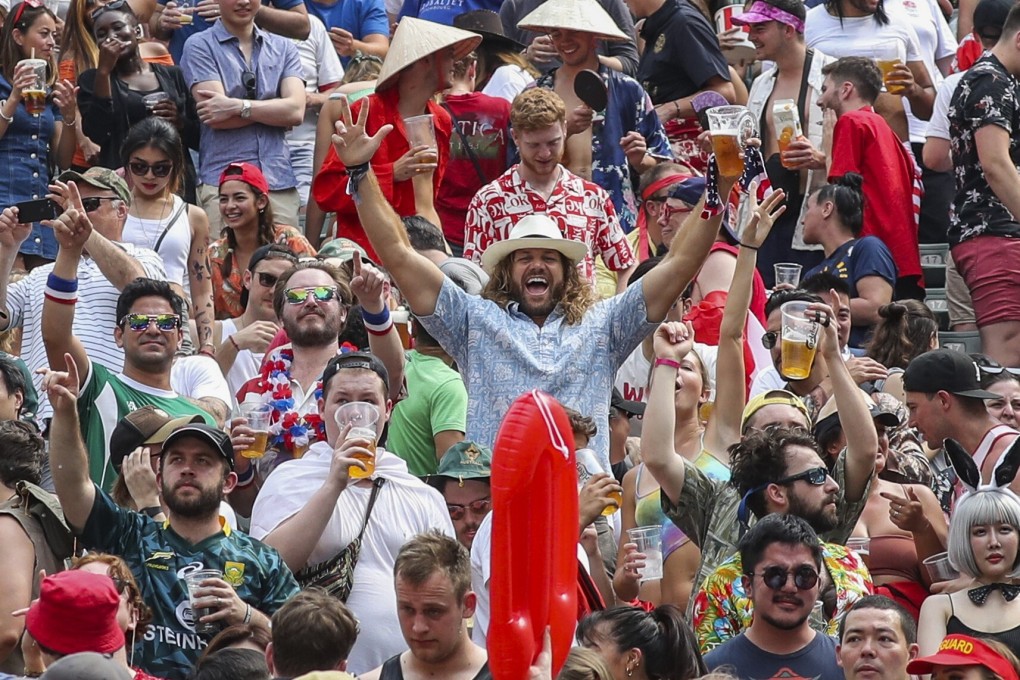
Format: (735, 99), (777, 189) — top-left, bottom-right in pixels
(732, 1), (806, 33)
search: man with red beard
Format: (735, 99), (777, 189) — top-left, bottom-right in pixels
(462, 87), (637, 293)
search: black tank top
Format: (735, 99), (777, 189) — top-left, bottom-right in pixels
(378, 655), (492, 680)
(947, 596), (1020, 658)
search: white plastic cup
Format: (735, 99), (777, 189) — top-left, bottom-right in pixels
(923, 552), (959, 583)
(403, 114), (438, 161)
(774, 263), (803, 288)
(183, 569), (222, 636)
(627, 526), (663, 582)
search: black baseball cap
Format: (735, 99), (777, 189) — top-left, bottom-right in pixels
(611, 389), (645, 417)
(109, 406), (206, 472)
(903, 349), (999, 399)
(974, 0), (1011, 40)
(161, 424), (235, 470)
(321, 351), (390, 398)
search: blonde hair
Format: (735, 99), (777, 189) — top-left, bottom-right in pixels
(558, 648), (615, 680)
(481, 252), (596, 326)
(510, 88), (566, 132)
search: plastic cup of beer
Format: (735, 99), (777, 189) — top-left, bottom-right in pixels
(19, 59), (48, 116)
(779, 300), (820, 380)
(603, 488), (623, 516)
(874, 43), (906, 94)
(403, 114), (438, 164)
(626, 526), (663, 582)
(335, 401), (380, 479)
(176, 0), (194, 25)
(705, 105), (754, 178)
(183, 569), (222, 636)
(143, 92), (171, 112)
(392, 307), (412, 350)
(774, 263), (802, 288)
(239, 403), (271, 459)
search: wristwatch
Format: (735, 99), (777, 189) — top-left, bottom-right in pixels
(240, 99), (252, 119)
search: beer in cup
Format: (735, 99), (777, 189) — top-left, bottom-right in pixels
(779, 300), (820, 380)
(19, 59), (48, 116)
(772, 99), (803, 170)
(873, 43), (906, 94)
(176, 0), (194, 25)
(705, 105), (755, 178)
(576, 448), (620, 516)
(335, 401), (380, 479)
(239, 402), (272, 459)
(403, 114), (438, 164)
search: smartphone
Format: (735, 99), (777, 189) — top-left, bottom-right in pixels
(13, 198), (59, 224)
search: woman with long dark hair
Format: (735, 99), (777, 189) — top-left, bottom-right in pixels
(120, 117), (214, 354)
(866, 300), (938, 369)
(0, 0), (78, 268)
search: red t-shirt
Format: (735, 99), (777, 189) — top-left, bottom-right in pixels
(828, 107), (922, 281)
(436, 92), (511, 247)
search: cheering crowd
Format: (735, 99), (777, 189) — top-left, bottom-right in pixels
(2, 0), (1020, 675)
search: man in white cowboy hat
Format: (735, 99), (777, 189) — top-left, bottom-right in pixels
(522, 0), (672, 237)
(325, 95), (744, 476)
(462, 87), (636, 293)
(312, 17), (481, 262)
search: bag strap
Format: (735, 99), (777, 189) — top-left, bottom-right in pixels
(154, 198), (188, 253)
(356, 478), (385, 542)
(440, 102), (488, 185)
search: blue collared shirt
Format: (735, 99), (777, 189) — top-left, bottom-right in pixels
(159, 0), (305, 64)
(306, 0), (388, 67)
(418, 276), (658, 471)
(181, 21), (303, 189)
(535, 66), (672, 234)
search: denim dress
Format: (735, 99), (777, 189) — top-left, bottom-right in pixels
(0, 74), (61, 260)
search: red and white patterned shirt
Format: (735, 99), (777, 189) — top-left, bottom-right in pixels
(463, 165), (636, 286)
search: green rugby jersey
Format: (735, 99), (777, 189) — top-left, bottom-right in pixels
(78, 362), (214, 491)
(82, 488), (300, 680)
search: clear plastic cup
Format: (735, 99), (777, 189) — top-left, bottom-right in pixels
(923, 552), (959, 583)
(335, 401), (380, 479)
(18, 59), (48, 116)
(239, 402), (271, 459)
(627, 526), (663, 582)
(143, 91), (171, 112)
(780, 300), (820, 380)
(403, 114), (438, 163)
(774, 263), (803, 288)
(705, 105), (755, 178)
(183, 569), (222, 636)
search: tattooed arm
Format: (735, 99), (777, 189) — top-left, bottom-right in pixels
(187, 205), (216, 351)
(85, 225), (147, 290)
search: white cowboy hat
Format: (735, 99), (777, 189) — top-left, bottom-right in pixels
(375, 17), (482, 91)
(517, 0), (630, 42)
(480, 214), (589, 273)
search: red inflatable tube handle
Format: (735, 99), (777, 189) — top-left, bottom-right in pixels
(488, 390), (578, 680)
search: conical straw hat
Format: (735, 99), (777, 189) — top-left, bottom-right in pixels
(376, 17), (483, 91)
(517, 0), (629, 42)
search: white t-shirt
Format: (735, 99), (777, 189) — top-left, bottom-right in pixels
(286, 15), (344, 148)
(251, 442), (455, 675)
(219, 318), (263, 408)
(806, 5), (934, 142)
(170, 354), (231, 405)
(122, 195), (191, 294)
(927, 71), (965, 140)
(482, 65), (534, 104)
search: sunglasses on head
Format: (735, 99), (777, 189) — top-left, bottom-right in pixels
(750, 564), (819, 591)
(776, 466), (829, 486)
(242, 70), (257, 100)
(81, 196), (118, 212)
(973, 355), (1020, 376)
(110, 575), (130, 594)
(129, 160), (173, 178)
(12, 0), (44, 27)
(284, 286), (339, 305)
(120, 313), (181, 331)
(446, 498), (491, 521)
(257, 272), (279, 288)
(91, 0), (129, 21)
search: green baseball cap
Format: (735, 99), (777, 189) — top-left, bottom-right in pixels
(318, 237), (375, 265)
(435, 441), (492, 486)
(57, 167), (132, 206)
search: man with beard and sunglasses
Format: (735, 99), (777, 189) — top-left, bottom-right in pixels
(43, 359), (299, 680)
(703, 514), (844, 680)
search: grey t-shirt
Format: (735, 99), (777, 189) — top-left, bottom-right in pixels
(704, 631), (843, 680)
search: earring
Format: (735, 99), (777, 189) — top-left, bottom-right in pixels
(627, 667), (634, 678)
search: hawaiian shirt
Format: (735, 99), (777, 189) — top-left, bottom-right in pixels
(209, 224), (316, 319)
(462, 165), (636, 286)
(663, 449), (870, 605)
(417, 276), (657, 472)
(948, 52), (1020, 246)
(693, 542), (873, 653)
(534, 66), (672, 234)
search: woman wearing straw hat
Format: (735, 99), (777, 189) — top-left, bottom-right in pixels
(312, 17), (480, 261)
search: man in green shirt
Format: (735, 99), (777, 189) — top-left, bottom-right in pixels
(40, 186), (213, 490)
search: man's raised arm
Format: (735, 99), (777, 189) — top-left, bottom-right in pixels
(330, 98), (445, 316)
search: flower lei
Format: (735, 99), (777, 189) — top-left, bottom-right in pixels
(248, 342), (360, 452)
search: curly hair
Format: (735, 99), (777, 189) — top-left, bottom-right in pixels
(510, 87), (566, 132)
(72, 552), (154, 636)
(866, 300), (938, 369)
(481, 251), (596, 325)
(729, 427), (820, 520)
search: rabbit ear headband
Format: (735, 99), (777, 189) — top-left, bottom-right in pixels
(945, 437), (1020, 501)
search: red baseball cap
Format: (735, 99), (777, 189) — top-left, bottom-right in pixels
(907, 635), (1020, 680)
(219, 162), (269, 194)
(26, 571), (125, 655)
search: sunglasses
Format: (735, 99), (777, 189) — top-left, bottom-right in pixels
(257, 272), (279, 288)
(762, 331), (778, 349)
(284, 286), (339, 305)
(446, 498), (491, 521)
(129, 160), (173, 178)
(776, 466), (829, 486)
(660, 200), (694, 222)
(81, 196), (119, 212)
(974, 355), (1020, 376)
(12, 0), (43, 26)
(750, 565), (819, 591)
(242, 70), (257, 100)
(120, 313), (181, 331)
(110, 575), (130, 594)
(91, 0), (128, 21)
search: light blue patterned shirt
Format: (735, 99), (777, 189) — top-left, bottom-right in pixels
(419, 277), (658, 471)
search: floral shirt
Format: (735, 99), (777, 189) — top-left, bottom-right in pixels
(534, 65), (672, 234)
(693, 542), (873, 653)
(948, 53), (1020, 246)
(210, 224), (316, 319)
